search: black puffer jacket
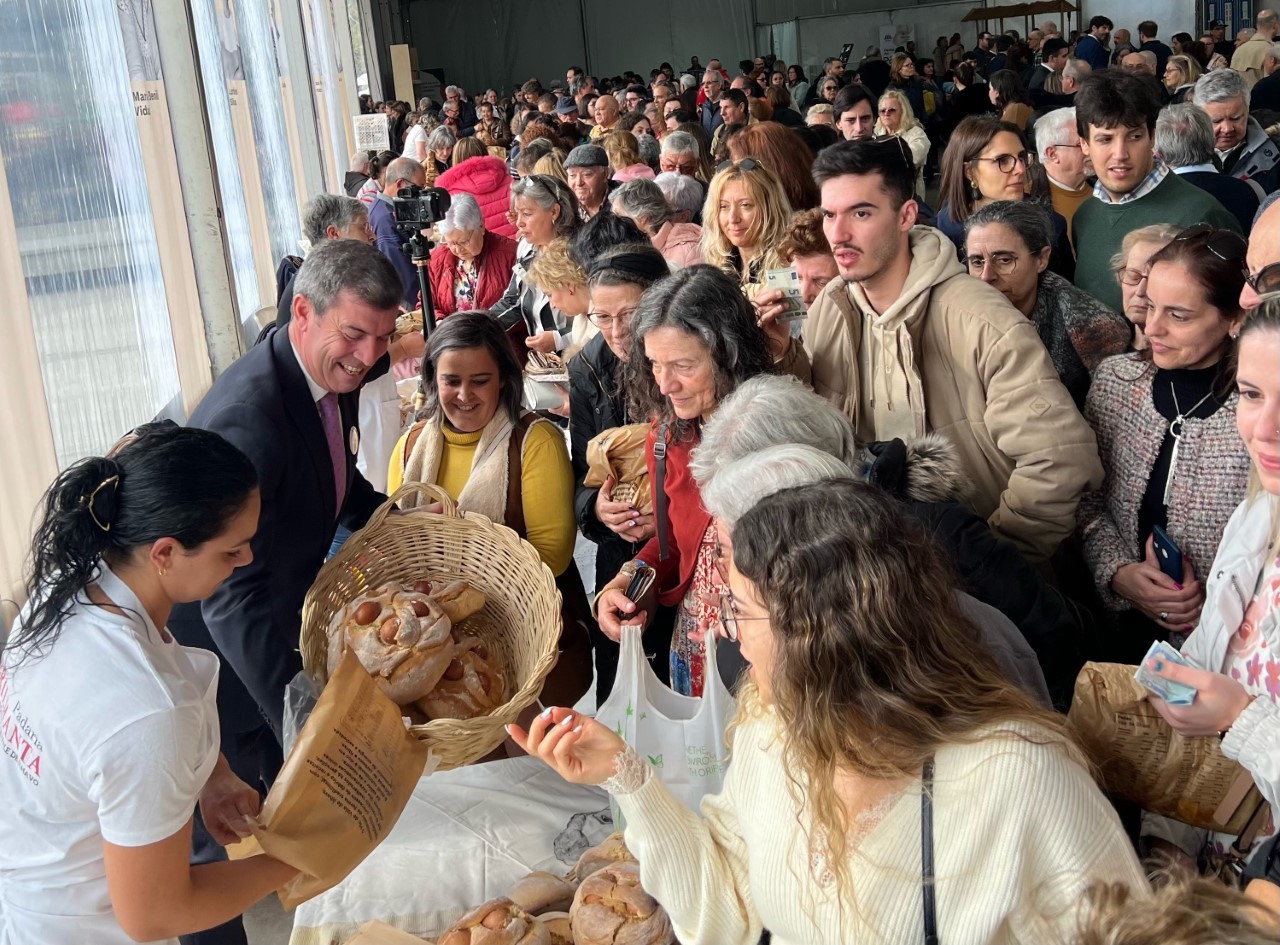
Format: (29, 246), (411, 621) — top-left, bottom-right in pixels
(569, 334), (643, 592)
(865, 437), (1085, 710)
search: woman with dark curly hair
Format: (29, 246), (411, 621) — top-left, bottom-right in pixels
(592, 265), (776, 696)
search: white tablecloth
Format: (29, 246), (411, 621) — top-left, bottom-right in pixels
(289, 757), (611, 945)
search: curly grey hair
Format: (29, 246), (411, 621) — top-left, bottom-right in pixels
(700, 444), (855, 529)
(691, 374), (860, 493)
(610, 179), (673, 231)
(301, 193), (367, 244)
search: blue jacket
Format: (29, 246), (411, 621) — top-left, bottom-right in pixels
(368, 194), (418, 309)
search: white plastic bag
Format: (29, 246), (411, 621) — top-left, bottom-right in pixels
(595, 625), (735, 816)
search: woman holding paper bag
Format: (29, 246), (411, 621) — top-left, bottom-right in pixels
(592, 266), (776, 697)
(0, 425), (298, 945)
(513, 479), (1146, 944)
(1142, 299), (1280, 872)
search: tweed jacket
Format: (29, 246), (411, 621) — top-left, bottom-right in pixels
(1076, 354), (1252, 609)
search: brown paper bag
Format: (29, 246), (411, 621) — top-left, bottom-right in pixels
(343, 919), (434, 944)
(1067, 662), (1265, 833)
(227, 652), (430, 907)
(583, 423), (652, 514)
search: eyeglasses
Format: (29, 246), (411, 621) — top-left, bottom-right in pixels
(1114, 266), (1151, 286)
(1245, 262), (1280, 297)
(716, 157), (763, 174)
(1047, 141), (1082, 150)
(716, 590), (768, 643)
(587, 307), (636, 328)
(971, 150), (1036, 173)
(966, 251), (1026, 275)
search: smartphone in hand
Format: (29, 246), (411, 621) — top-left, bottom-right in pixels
(1151, 524), (1184, 583)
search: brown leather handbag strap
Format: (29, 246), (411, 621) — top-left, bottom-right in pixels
(504, 413), (539, 536)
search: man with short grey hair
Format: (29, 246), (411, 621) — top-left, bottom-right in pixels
(1062, 57), (1091, 92)
(1232, 8), (1278, 86)
(1156, 104), (1260, 232)
(346, 151), (371, 197)
(698, 70), (725, 138)
(1193, 67), (1280, 194)
(1121, 49), (1158, 75)
(443, 84), (477, 135)
(369, 157), (427, 308)
(658, 130), (701, 177)
(1036, 107), (1090, 236)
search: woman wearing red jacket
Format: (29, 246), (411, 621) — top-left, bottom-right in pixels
(427, 192), (518, 318)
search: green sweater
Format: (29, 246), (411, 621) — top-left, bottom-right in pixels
(1072, 172), (1241, 311)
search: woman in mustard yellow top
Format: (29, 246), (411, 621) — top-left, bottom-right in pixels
(389, 310), (591, 704)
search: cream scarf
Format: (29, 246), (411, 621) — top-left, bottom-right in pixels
(399, 411), (514, 521)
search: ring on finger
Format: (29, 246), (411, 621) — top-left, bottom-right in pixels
(1160, 611), (1169, 621)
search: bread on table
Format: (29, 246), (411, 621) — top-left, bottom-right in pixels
(326, 583), (456, 705)
(415, 635), (506, 720)
(534, 912), (571, 945)
(438, 897), (551, 945)
(567, 833), (634, 884)
(569, 862), (673, 945)
(506, 871), (576, 915)
(431, 579), (487, 623)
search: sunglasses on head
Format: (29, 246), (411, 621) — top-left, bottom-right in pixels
(716, 157), (763, 175)
(1174, 223), (1247, 266)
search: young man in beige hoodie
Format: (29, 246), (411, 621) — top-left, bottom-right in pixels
(802, 138), (1102, 563)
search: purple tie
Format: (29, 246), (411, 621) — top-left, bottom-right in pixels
(318, 393), (346, 516)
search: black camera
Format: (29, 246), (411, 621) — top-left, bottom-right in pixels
(393, 185), (451, 228)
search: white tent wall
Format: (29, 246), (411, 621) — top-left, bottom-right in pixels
(404, 0), (753, 96)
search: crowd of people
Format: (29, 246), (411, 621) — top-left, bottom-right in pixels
(4, 14), (1280, 945)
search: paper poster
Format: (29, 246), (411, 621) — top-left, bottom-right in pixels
(879, 23), (915, 55)
(353, 114), (390, 152)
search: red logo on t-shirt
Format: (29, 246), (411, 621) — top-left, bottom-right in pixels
(0, 665), (43, 784)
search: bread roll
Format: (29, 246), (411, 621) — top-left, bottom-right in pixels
(567, 833), (633, 883)
(327, 584), (456, 704)
(438, 897), (550, 945)
(432, 579), (487, 623)
(535, 912), (571, 945)
(569, 862), (673, 945)
(506, 871), (576, 915)
(416, 636), (505, 720)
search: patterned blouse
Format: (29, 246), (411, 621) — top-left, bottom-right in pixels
(453, 257), (479, 310)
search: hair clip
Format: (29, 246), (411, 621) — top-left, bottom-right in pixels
(82, 475), (120, 532)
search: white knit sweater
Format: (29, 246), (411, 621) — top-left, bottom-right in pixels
(617, 712), (1148, 945)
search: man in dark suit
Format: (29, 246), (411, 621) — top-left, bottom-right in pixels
(169, 239), (400, 945)
(1137, 20), (1173, 77)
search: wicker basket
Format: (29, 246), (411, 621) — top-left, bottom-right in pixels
(300, 483), (562, 770)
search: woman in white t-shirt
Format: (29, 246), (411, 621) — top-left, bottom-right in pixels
(0, 425), (298, 945)
(402, 115), (428, 163)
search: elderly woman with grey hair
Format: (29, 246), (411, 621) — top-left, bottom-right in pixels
(611, 179), (703, 268)
(426, 191), (517, 319)
(698, 445), (1052, 705)
(690, 373), (1082, 707)
(653, 170), (705, 225)
(424, 125), (456, 185)
(963, 200), (1131, 408)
